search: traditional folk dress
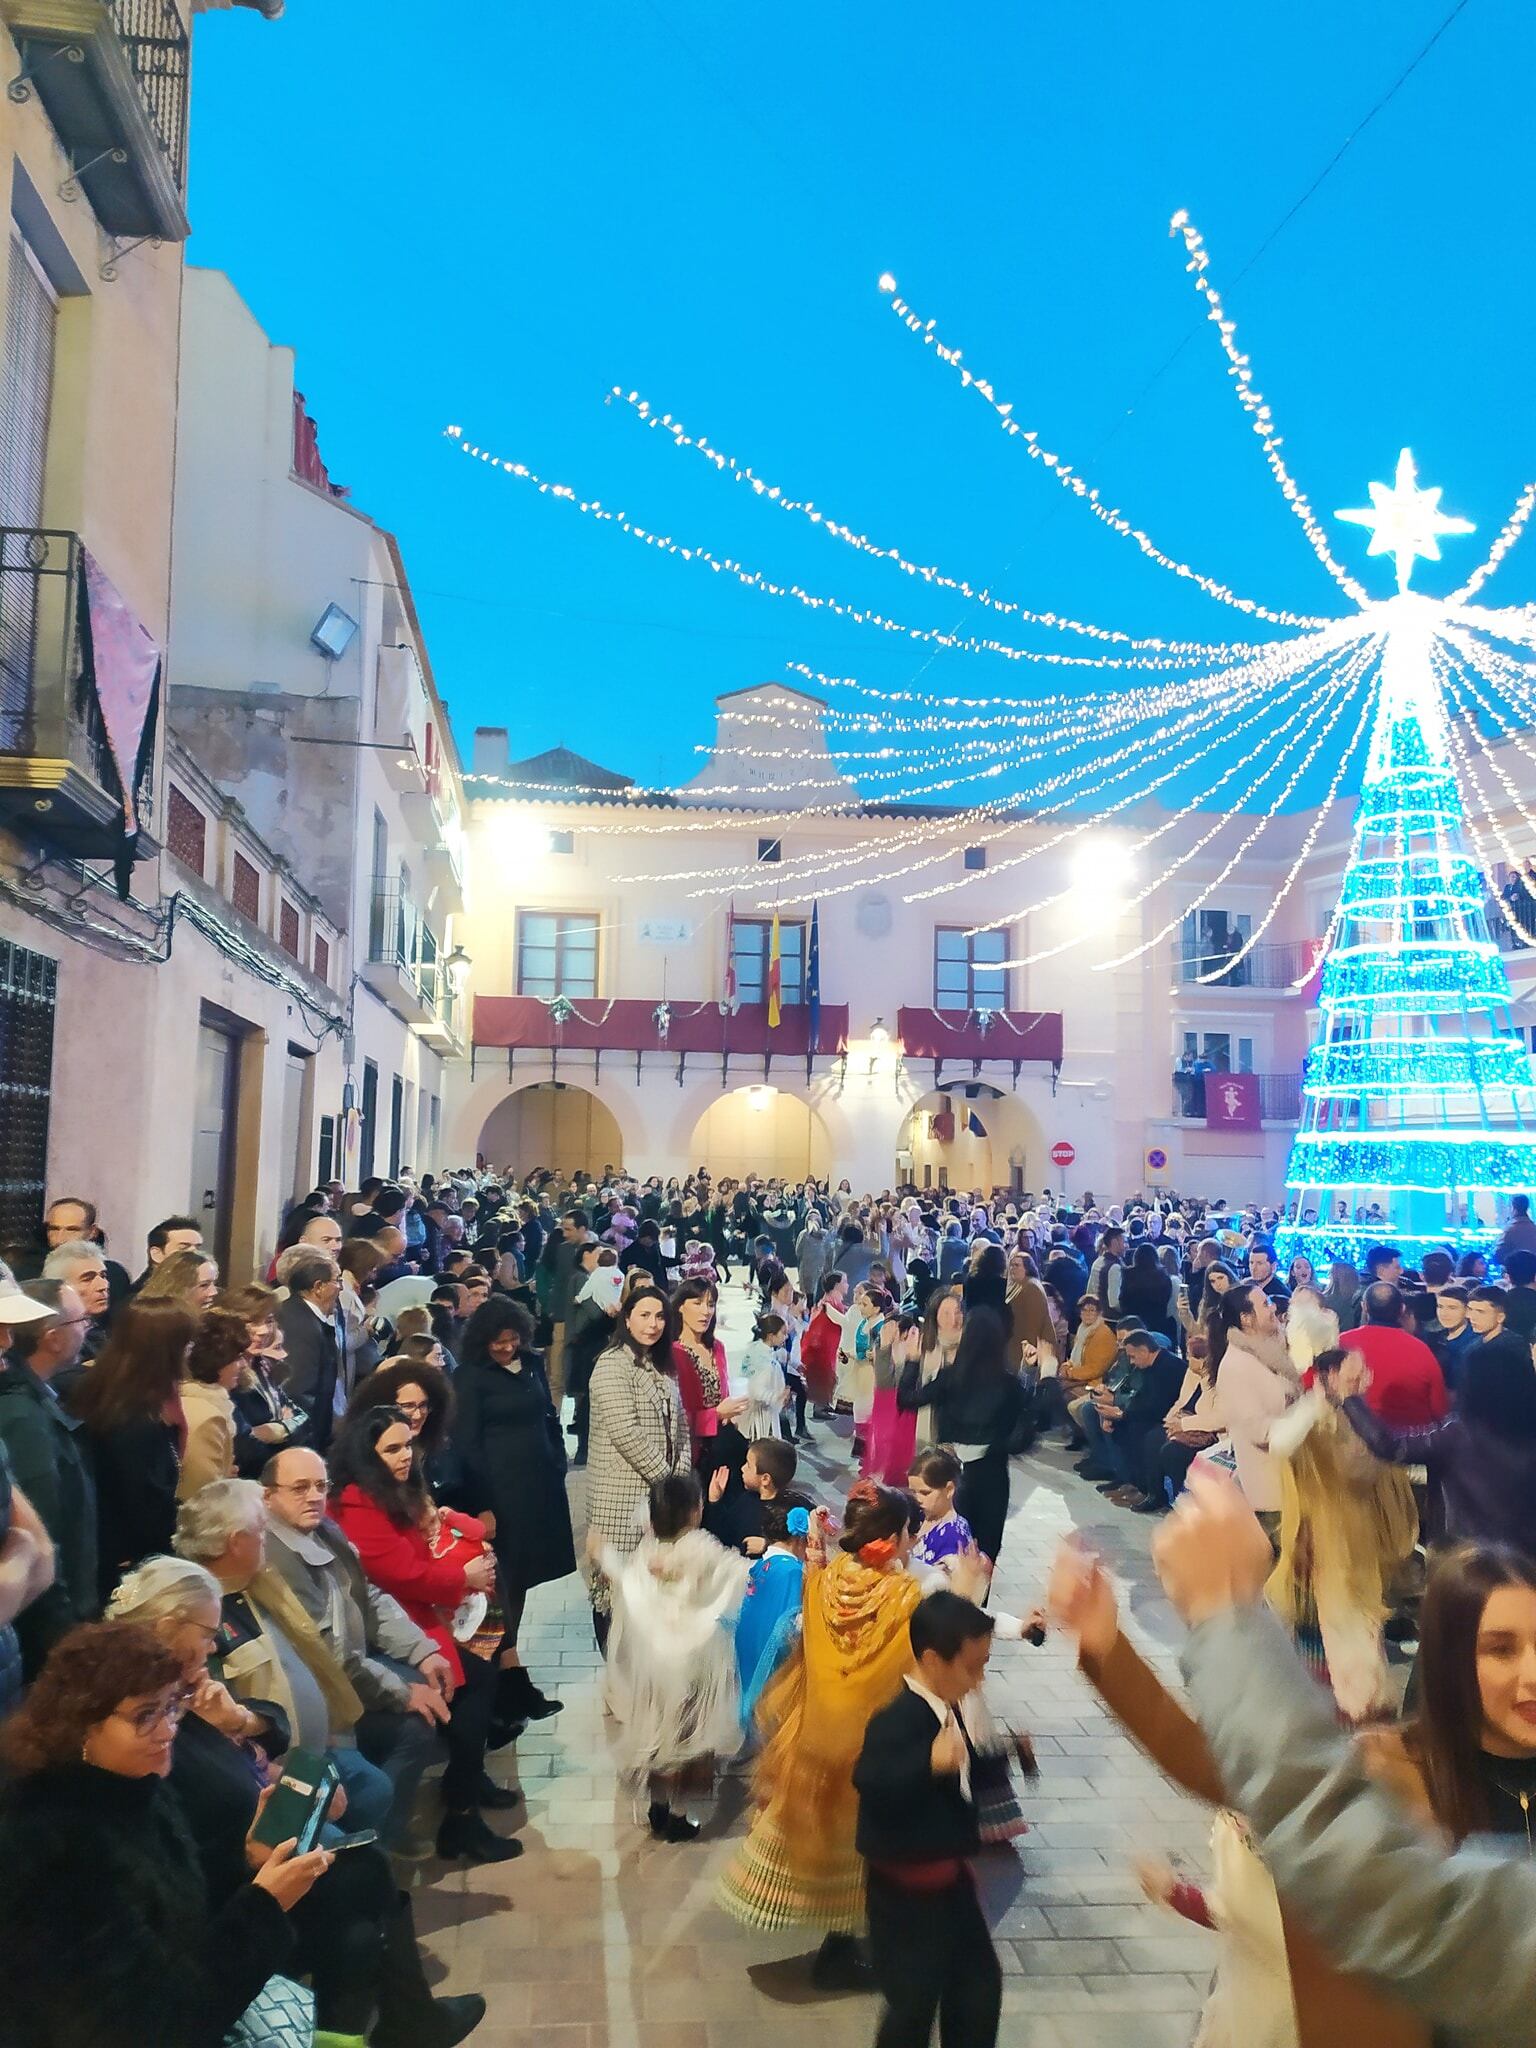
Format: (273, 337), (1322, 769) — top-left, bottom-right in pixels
(600, 1527), (749, 1783)
(719, 1548), (921, 1933)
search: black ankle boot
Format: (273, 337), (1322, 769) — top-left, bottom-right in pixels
(647, 1800), (671, 1838)
(475, 1770), (522, 1810)
(371, 1896), (490, 2046)
(436, 1810), (523, 1864)
(497, 1663), (563, 1722)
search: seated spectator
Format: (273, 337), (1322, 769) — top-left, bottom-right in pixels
(177, 1309), (250, 1500)
(329, 1404), (519, 1864)
(1083, 1328), (1185, 1508)
(262, 1447), (468, 1850)
(0, 1619), (322, 2048)
(0, 1280), (98, 1670)
(72, 1298), (194, 1591)
(1341, 1282), (1448, 1426)
(104, 1556), (485, 2047)
(172, 1478), (395, 1838)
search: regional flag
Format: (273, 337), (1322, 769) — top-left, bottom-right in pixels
(807, 900), (822, 1053)
(767, 909), (782, 1027)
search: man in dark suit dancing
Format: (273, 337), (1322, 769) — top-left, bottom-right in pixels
(852, 1589), (1002, 2048)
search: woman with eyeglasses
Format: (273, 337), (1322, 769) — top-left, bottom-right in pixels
(104, 1555), (486, 2048)
(0, 1617), (328, 2048)
(223, 1282), (312, 1478)
(329, 1404), (518, 1865)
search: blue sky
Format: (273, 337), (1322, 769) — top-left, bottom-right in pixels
(186, 1), (1534, 795)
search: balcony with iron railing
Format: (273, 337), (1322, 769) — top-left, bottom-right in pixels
(0, 527), (154, 863)
(1168, 1069), (1302, 1122)
(363, 878), (462, 1045)
(1172, 938), (1315, 990)
(2, 0), (191, 242)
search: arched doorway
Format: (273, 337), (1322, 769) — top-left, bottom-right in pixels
(688, 1087), (832, 1183)
(477, 1083), (625, 1180)
(899, 1085), (1039, 1196)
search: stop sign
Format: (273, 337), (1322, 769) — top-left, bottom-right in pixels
(1050, 1140), (1076, 1169)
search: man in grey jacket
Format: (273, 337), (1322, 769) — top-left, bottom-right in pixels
(1154, 1468), (1536, 2048)
(263, 1445), (455, 1847)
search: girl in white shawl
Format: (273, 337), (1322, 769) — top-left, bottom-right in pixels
(601, 1471), (750, 1840)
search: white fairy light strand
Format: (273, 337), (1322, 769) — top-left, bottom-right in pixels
(1168, 212), (1368, 605)
(757, 642), (1352, 914)
(443, 426), (1250, 673)
(875, 279), (1331, 631)
(1092, 638), (1381, 974)
(1190, 651), (1383, 982)
(957, 648), (1371, 961)
(1450, 482), (1536, 602)
(919, 628), (1369, 912)
(981, 638), (1376, 967)
(1438, 662), (1536, 946)
(610, 388), (1270, 659)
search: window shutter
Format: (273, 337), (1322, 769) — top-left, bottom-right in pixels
(0, 233), (57, 745)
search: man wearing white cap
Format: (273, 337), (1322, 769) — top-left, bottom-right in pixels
(0, 1282), (99, 1673)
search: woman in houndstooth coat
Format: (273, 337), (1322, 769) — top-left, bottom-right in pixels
(585, 1284), (691, 1641)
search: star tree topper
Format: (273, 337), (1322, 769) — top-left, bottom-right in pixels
(1336, 448), (1474, 593)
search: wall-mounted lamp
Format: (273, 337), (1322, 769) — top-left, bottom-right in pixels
(310, 603), (359, 660)
(443, 944), (473, 993)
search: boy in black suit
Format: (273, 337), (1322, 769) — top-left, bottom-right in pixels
(851, 1590), (1001, 2048)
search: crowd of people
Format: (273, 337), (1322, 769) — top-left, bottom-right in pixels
(3, 1160), (1536, 2046)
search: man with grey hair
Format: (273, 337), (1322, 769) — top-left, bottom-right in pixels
(40, 1240), (111, 1358)
(262, 1446), (476, 1847)
(174, 1478), (394, 1836)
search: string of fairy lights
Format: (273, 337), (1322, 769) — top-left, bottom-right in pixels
(447, 206), (1536, 999)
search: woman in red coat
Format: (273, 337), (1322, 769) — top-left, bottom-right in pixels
(329, 1403), (520, 1864)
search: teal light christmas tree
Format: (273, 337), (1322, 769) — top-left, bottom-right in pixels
(1277, 454), (1536, 1272)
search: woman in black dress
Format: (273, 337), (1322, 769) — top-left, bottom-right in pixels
(451, 1298), (577, 1725)
(898, 1304), (1022, 1566)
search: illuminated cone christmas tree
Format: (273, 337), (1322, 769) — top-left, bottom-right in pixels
(1277, 455), (1536, 1272)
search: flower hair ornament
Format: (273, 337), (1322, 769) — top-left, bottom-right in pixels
(858, 1536), (899, 1566)
(786, 1506), (811, 1537)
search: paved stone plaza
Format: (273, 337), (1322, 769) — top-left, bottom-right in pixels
(417, 1300), (1217, 2048)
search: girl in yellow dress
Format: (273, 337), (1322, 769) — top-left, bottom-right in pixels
(719, 1480), (925, 1989)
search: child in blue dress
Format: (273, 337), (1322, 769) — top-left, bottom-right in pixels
(734, 1491), (817, 1735)
(907, 1447), (976, 1577)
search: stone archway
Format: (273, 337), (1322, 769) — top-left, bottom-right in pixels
(685, 1085), (833, 1184)
(898, 1083), (1044, 1197)
(476, 1081), (627, 1181)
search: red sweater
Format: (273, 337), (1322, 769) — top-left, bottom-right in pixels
(330, 1482), (486, 1682)
(1341, 1325), (1448, 1428)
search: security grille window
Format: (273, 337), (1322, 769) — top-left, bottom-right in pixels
(165, 784), (207, 876)
(516, 911), (598, 999)
(278, 900), (301, 959)
(935, 926), (1009, 1011)
(231, 852), (261, 923)
(732, 917), (804, 1006)
(0, 230), (57, 748)
(0, 939), (56, 1267)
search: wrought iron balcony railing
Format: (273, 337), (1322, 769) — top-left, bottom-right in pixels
(0, 527), (153, 860)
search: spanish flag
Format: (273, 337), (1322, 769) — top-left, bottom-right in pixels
(767, 909), (782, 1027)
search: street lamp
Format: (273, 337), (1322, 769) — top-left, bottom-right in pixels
(443, 944), (473, 993)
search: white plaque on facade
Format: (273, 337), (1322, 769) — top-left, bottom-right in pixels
(637, 919), (695, 946)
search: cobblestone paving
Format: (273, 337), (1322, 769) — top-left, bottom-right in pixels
(415, 1293), (1215, 2047)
